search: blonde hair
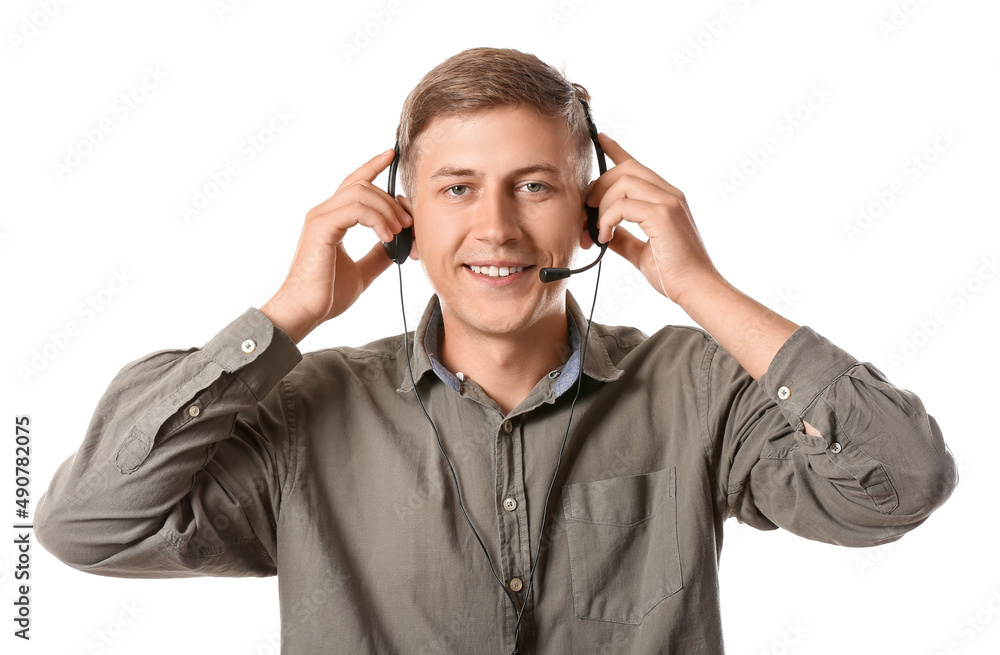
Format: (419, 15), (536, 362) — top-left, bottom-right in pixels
(396, 47), (593, 200)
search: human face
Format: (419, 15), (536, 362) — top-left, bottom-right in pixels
(406, 106), (587, 340)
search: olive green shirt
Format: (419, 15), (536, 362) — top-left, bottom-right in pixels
(35, 292), (957, 654)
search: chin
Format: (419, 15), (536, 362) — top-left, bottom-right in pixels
(444, 295), (538, 337)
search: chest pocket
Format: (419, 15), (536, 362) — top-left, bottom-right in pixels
(562, 466), (682, 624)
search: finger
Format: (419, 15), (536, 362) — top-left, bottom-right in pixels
(310, 183), (411, 234)
(597, 196), (672, 244)
(597, 132), (636, 167)
(606, 225), (646, 271)
(587, 164), (676, 213)
(314, 201), (400, 243)
(591, 174), (679, 219)
(589, 135), (685, 205)
(355, 240), (396, 289)
(338, 148), (397, 190)
(395, 195), (414, 227)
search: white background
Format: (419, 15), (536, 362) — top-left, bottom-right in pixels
(2, 0), (998, 653)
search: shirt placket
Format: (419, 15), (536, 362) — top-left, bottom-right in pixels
(494, 413), (537, 651)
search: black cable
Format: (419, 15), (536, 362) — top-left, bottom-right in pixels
(512, 259), (602, 651)
(397, 265), (520, 612)
(396, 261), (604, 655)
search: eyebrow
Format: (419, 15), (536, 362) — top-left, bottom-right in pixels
(427, 162), (564, 182)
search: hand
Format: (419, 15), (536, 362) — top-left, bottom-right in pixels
(586, 133), (720, 305)
(260, 149), (412, 343)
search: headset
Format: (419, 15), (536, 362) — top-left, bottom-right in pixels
(385, 97), (608, 655)
(382, 98), (609, 280)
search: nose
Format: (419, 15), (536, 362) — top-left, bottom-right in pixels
(469, 186), (522, 245)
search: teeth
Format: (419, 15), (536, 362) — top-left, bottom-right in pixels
(469, 265), (525, 278)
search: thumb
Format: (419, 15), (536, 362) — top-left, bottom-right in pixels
(356, 240), (396, 290)
(607, 226), (645, 270)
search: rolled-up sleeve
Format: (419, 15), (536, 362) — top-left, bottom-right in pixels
(35, 307), (303, 577)
(708, 325), (957, 547)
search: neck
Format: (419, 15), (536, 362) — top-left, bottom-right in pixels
(438, 307), (571, 416)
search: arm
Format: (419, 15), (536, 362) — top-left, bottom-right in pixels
(586, 134), (796, 381)
(703, 321), (956, 545)
(35, 309), (302, 576)
(36, 148), (411, 575)
(587, 133), (957, 544)
(672, 272), (824, 438)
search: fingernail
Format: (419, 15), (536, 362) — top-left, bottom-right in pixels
(383, 148), (395, 156)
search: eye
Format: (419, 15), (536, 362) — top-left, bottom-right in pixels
(520, 182), (547, 193)
(446, 184), (469, 196)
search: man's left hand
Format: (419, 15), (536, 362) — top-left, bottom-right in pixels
(586, 132), (719, 305)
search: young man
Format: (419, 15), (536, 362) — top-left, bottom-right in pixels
(36, 47), (957, 654)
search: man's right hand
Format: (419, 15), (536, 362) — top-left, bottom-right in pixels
(260, 148), (412, 344)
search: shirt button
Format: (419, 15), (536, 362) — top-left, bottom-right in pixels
(777, 385), (791, 400)
(241, 339), (256, 353)
(548, 370), (560, 379)
(829, 442), (843, 454)
(502, 420), (513, 434)
(503, 497), (517, 512)
(187, 405), (200, 418)
(509, 577), (523, 592)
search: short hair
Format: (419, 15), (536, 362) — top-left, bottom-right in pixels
(396, 47), (594, 200)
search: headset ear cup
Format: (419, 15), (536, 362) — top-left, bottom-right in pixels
(382, 139), (411, 264)
(384, 226), (412, 265)
(586, 205), (601, 246)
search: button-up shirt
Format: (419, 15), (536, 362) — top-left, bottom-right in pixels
(35, 292), (957, 654)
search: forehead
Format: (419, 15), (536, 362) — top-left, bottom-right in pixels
(411, 106), (577, 179)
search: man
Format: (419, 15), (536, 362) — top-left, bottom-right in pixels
(36, 47), (957, 654)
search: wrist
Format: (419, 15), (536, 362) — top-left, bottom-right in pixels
(671, 267), (729, 311)
(259, 295), (317, 345)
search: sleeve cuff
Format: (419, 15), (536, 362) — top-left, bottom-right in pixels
(757, 326), (859, 439)
(200, 307), (303, 401)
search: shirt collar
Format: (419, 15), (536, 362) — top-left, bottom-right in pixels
(396, 293), (623, 394)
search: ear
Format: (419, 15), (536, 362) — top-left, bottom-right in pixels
(396, 195), (419, 260)
(579, 218), (594, 249)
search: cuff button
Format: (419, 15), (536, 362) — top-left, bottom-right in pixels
(241, 339), (257, 353)
(777, 385), (791, 400)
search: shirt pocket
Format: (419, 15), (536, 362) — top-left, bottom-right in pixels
(562, 466), (682, 624)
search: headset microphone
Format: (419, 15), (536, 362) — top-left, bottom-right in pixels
(537, 241), (607, 282)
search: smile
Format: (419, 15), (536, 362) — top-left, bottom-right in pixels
(468, 265), (527, 278)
